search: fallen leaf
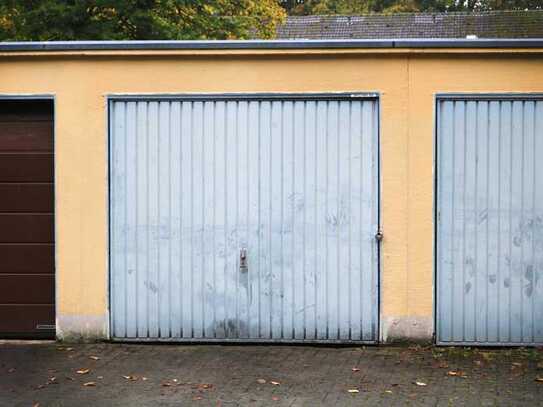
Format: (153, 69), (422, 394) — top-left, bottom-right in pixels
(256, 379), (266, 384)
(351, 367), (360, 372)
(535, 377), (543, 383)
(161, 382), (173, 387)
(270, 381), (280, 386)
(142, 377), (148, 381)
(414, 381), (427, 386)
(447, 370), (468, 378)
(122, 375), (138, 381)
(385, 390), (393, 394)
(480, 352), (493, 361)
(347, 389), (359, 393)
(198, 383), (213, 390)
(89, 356), (100, 361)
(76, 369), (90, 375)
(48, 377), (57, 383)
(97, 376), (103, 380)
(83, 382), (96, 387)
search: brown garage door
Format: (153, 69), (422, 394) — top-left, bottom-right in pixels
(0, 100), (55, 338)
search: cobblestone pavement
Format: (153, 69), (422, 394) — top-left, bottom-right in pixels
(1, 342), (542, 406)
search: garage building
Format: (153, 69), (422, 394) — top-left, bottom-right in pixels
(0, 39), (542, 345)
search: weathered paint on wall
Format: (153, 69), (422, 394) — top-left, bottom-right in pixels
(1, 49), (542, 341)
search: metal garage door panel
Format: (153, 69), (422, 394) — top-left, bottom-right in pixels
(436, 97), (543, 345)
(110, 97), (379, 343)
(0, 100), (55, 338)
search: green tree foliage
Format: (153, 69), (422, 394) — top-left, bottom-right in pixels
(0, 0), (286, 41)
(283, 0), (542, 14)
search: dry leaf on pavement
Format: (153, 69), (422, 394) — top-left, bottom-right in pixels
(447, 370), (467, 378)
(256, 379), (266, 384)
(83, 382), (96, 387)
(414, 381), (427, 386)
(347, 389), (359, 393)
(270, 381), (280, 386)
(76, 369), (90, 375)
(480, 352), (493, 361)
(352, 367), (360, 372)
(535, 377), (543, 383)
(89, 356), (100, 361)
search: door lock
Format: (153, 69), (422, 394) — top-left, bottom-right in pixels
(240, 248), (248, 273)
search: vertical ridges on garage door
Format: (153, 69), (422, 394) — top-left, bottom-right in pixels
(110, 97), (379, 342)
(437, 98), (543, 345)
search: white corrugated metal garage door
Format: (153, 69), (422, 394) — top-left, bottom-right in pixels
(436, 95), (543, 345)
(109, 95), (379, 343)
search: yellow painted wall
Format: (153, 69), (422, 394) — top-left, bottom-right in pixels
(0, 49), (542, 340)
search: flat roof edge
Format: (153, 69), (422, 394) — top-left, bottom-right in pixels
(0, 39), (542, 52)
(394, 39), (543, 48)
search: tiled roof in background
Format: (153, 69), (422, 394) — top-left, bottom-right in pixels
(276, 11), (543, 39)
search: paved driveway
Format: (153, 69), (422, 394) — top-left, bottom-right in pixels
(1, 342), (542, 406)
